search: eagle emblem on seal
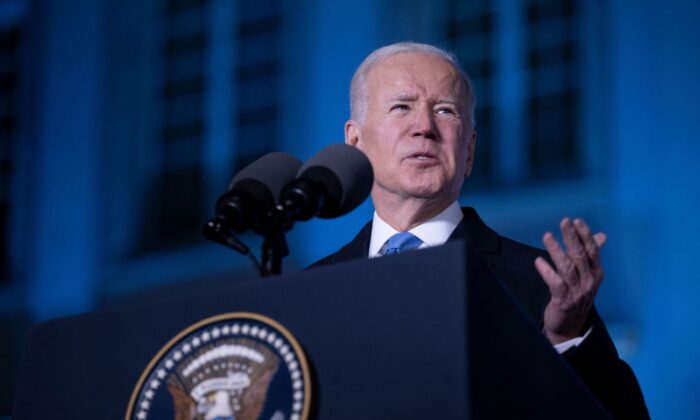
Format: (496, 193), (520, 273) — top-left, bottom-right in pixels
(126, 313), (310, 420)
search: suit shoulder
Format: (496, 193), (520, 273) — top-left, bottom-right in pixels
(307, 221), (372, 269)
(498, 235), (548, 260)
(483, 234), (551, 324)
(307, 248), (348, 269)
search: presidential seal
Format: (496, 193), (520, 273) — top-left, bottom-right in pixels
(126, 313), (311, 420)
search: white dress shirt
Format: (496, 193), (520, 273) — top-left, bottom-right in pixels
(369, 201), (463, 258)
(369, 200), (589, 353)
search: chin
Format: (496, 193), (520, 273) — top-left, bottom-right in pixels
(402, 173), (447, 196)
(403, 182), (446, 199)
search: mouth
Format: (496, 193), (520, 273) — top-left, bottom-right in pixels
(406, 152), (439, 162)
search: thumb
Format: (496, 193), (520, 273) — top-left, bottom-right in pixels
(594, 232), (607, 248)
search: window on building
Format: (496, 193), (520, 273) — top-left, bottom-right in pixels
(525, 0), (580, 179)
(139, 0), (208, 251)
(446, 0), (495, 189)
(235, 1), (283, 170)
(0, 25), (21, 282)
(444, 0), (584, 190)
(138, 0), (284, 253)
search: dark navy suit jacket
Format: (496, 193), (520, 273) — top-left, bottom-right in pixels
(310, 207), (649, 419)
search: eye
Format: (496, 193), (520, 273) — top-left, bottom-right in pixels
(390, 103), (410, 112)
(435, 106), (456, 115)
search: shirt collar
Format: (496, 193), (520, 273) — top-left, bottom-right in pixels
(368, 201), (464, 258)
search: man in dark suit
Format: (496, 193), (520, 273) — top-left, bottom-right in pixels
(311, 42), (649, 418)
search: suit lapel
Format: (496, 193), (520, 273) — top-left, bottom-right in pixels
(341, 221), (372, 259)
(307, 221), (372, 268)
(448, 207), (501, 256)
(311, 207), (503, 267)
(334, 207), (502, 260)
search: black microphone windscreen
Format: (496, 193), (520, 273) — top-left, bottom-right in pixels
(297, 144), (373, 218)
(229, 152), (302, 209)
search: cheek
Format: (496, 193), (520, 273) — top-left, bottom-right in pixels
(361, 127), (392, 159)
(444, 141), (469, 173)
(356, 136), (387, 176)
(360, 119), (411, 174)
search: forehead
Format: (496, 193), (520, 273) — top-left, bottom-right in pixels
(365, 52), (465, 100)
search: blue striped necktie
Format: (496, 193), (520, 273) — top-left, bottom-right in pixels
(380, 232), (423, 256)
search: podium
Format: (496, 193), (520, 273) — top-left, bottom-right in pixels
(13, 242), (610, 419)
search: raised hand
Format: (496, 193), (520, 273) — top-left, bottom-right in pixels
(534, 218), (607, 345)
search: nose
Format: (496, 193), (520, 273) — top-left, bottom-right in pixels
(411, 106), (437, 140)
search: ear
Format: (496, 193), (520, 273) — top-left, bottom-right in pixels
(345, 120), (361, 148)
(464, 129), (477, 177)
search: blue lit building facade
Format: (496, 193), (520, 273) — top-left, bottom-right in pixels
(0, 0), (699, 418)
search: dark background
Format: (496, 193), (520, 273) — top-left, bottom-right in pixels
(1, 0), (698, 418)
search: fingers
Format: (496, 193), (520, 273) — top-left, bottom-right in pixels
(535, 256), (566, 299)
(573, 218), (605, 260)
(561, 218), (591, 283)
(541, 217), (606, 290)
(593, 232), (607, 248)
(573, 218), (596, 254)
(573, 219), (607, 284)
(542, 231), (577, 283)
(538, 217), (606, 342)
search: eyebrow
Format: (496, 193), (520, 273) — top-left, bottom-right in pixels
(388, 93), (418, 102)
(433, 97), (459, 105)
(387, 93), (459, 105)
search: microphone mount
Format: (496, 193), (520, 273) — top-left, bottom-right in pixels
(203, 145), (372, 278)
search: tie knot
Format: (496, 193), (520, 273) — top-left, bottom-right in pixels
(381, 232), (423, 256)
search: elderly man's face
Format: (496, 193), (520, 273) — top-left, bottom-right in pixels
(346, 53), (476, 207)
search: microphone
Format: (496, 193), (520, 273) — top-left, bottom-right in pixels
(280, 144), (373, 222)
(203, 146), (371, 277)
(205, 152), (302, 236)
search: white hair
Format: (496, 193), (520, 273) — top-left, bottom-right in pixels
(349, 42), (477, 125)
